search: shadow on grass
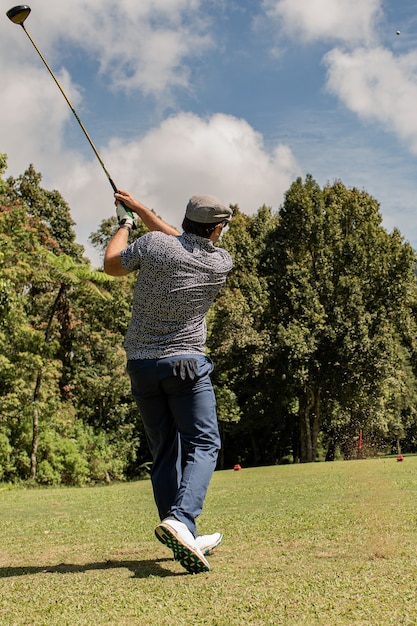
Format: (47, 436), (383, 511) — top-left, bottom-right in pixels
(0, 558), (188, 579)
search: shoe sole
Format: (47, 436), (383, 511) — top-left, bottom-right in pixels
(155, 523), (210, 574)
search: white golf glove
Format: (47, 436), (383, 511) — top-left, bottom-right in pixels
(116, 203), (135, 228)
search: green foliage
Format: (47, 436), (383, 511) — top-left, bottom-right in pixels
(208, 206), (280, 466)
(211, 176), (417, 467)
(2, 155), (417, 481)
(35, 418), (129, 486)
(0, 433), (13, 480)
(5, 164), (85, 260)
(263, 176), (417, 462)
(0, 157), (141, 485)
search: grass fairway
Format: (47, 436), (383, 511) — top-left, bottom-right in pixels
(1, 458), (417, 625)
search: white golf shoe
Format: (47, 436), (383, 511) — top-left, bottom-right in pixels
(155, 516), (210, 574)
(196, 532), (223, 555)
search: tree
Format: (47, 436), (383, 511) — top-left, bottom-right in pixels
(27, 248), (114, 479)
(0, 156), (140, 484)
(207, 205), (279, 467)
(263, 176), (417, 462)
(6, 164), (85, 260)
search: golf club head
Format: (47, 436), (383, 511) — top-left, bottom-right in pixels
(6, 5), (31, 25)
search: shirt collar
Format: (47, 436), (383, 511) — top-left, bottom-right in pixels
(180, 231), (215, 251)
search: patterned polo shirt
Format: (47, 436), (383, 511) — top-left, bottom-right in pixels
(120, 231), (233, 359)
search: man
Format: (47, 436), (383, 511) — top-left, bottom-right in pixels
(104, 189), (233, 574)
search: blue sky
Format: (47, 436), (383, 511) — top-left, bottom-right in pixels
(2, 0), (417, 266)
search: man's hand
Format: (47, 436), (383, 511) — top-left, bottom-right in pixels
(114, 190), (137, 212)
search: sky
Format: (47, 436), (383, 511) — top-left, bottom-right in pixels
(1, 0), (417, 267)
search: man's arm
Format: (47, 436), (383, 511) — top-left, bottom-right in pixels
(114, 190), (180, 235)
(104, 190), (180, 276)
(103, 227), (131, 276)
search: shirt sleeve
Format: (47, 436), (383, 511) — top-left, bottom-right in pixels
(120, 232), (152, 272)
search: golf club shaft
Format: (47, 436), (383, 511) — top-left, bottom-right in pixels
(20, 22), (134, 221)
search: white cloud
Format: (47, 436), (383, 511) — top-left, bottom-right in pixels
(0, 63), (80, 175)
(1, 104), (299, 265)
(107, 112), (300, 210)
(262, 0), (382, 44)
(49, 112), (301, 265)
(2, 2), (300, 266)
(324, 47), (417, 152)
(2, 0), (211, 97)
(261, 0), (417, 157)
(5, 0), (417, 267)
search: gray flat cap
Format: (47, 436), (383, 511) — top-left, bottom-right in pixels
(185, 194), (233, 224)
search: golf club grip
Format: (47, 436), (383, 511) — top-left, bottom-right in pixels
(109, 178), (137, 230)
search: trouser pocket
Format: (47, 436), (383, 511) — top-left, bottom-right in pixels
(172, 358), (199, 380)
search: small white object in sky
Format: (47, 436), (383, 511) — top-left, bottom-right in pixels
(396, 30), (401, 35)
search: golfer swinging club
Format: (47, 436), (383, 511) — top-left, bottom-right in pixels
(104, 189), (233, 574)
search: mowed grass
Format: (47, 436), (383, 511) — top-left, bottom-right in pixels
(1, 458), (417, 626)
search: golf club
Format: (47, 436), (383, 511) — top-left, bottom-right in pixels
(6, 5), (135, 225)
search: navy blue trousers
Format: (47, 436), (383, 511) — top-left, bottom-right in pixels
(127, 355), (221, 537)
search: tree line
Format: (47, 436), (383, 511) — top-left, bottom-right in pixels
(1, 154), (416, 485)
